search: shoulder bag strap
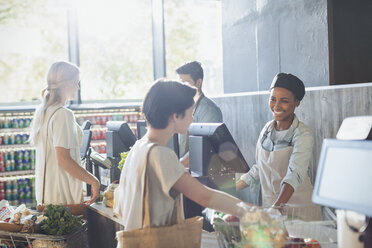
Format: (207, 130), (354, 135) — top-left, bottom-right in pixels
(41, 106), (63, 204)
(142, 143), (157, 227)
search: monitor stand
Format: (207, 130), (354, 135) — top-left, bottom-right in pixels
(362, 218), (372, 248)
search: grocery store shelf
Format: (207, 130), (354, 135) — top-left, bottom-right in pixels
(0, 170), (35, 177)
(0, 144), (32, 150)
(0, 128), (31, 134)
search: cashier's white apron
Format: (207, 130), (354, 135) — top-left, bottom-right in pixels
(257, 135), (322, 220)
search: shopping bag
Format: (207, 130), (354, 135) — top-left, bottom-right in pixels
(116, 216), (203, 248)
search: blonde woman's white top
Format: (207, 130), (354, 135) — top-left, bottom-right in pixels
(35, 104), (83, 205)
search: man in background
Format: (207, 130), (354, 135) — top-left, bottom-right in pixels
(176, 61), (223, 167)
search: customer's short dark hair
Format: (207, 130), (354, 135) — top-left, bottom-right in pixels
(176, 61), (204, 83)
(142, 79), (197, 129)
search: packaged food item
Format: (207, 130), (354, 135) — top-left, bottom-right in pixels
(25, 118), (32, 127)
(12, 118), (19, 128)
(22, 133), (29, 144)
(10, 159), (15, 171)
(0, 160), (4, 172)
(100, 144), (106, 154)
(0, 199), (14, 222)
(103, 183), (118, 208)
(4, 118), (11, 128)
(12, 212), (22, 224)
(18, 118), (25, 128)
(9, 134), (15, 144)
(15, 134), (22, 144)
(212, 204), (287, 248)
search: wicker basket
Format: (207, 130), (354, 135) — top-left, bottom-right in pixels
(0, 221), (88, 248)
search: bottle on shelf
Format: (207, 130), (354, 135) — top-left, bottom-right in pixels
(0, 148), (35, 173)
(0, 175), (36, 206)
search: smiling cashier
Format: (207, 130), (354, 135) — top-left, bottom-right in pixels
(236, 73), (321, 219)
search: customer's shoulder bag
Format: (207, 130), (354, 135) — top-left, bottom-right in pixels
(116, 143), (203, 248)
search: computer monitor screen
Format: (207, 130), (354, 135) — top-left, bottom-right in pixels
(80, 130), (92, 159)
(313, 139), (372, 217)
(188, 123), (249, 176)
(136, 120), (179, 157)
(106, 121), (137, 158)
(137, 120), (148, 139)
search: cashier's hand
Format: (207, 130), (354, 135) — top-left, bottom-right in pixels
(86, 178), (100, 205)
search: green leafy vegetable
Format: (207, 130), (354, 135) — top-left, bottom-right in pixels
(118, 148), (131, 171)
(41, 205), (82, 236)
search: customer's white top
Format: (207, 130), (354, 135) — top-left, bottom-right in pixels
(35, 104), (83, 205)
(114, 136), (187, 231)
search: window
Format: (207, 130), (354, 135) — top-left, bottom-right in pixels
(0, 0), (68, 103)
(164, 0), (223, 96)
(0, 0), (224, 103)
(77, 0), (153, 101)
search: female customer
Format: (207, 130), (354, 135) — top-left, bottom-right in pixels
(236, 73), (321, 219)
(30, 61), (99, 206)
(114, 79), (250, 231)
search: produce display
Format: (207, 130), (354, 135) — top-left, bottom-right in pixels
(212, 207), (323, 248)
(40, 205), (83, 236)
(0, 201), (83, 236)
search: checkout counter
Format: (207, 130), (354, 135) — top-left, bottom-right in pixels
(87, 203), (123, 248)
(86, 203), (220, 248)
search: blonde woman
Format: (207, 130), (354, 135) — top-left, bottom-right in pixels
(30, 61), (99, 206)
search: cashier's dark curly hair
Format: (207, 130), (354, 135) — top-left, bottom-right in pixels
(142, 79), (196, 129)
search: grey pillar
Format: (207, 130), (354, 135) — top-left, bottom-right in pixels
(67, 7), (81, 104)
(151, 0), (166, 80)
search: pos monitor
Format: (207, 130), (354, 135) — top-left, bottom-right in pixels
(313, 138), (372, 217)
(188, 123), (249, 177)
(184, 123), (250, 223)
(106, 121), (137, 183)
(106, 121), (137, 158)
(137, 120), (148, 139)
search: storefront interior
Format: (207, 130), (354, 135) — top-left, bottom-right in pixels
(0, 0), (372, 247)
